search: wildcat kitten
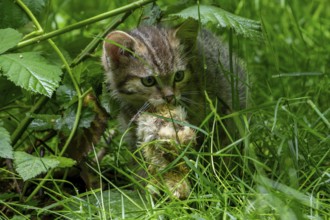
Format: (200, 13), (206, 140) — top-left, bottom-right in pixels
(102, 23), (246, 197)
(102, 24), (245, 143)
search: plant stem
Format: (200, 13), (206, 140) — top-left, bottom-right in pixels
(24, 44), (78, 203)
(307, 100), (330, 129)
(15, 0), (83, 202)
(71, 11), (133, 66)
(15, 0), (43, 32)
(47, 39), (83, 157)
(10, 96), (48, 146)
(14, 0), (156, 50)
(14, 0), (83, 158)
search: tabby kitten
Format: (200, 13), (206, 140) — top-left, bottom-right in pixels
(102, 23), (246, 197)
(102, 24), (245, 142)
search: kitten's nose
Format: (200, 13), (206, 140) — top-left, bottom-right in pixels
(164, 95), (175, 103)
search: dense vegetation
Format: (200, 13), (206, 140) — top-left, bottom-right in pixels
(0, 0), (329, 219)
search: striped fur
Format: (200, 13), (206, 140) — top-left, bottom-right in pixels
(102, 26), (246, 144)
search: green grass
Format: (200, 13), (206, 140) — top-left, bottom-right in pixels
(0, 0), (329, 219)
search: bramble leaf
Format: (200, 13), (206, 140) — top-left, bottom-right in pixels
(0, 0), (46, 29)
(140, 3), (162, 26)
(170, 5), (262, 39)
(29, 114), (62, 131)
(0, 125), (13, 159)
(0, 28), (23, 54)
(0, 52), (63, 97)
(48, 156), (76, 168)
(14, 151), (59, 181)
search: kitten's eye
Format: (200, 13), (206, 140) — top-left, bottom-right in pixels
(174, 71), (185, 82)
(141, 76), (156, 87)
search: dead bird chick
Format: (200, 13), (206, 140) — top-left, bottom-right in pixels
(136, 105), (196, 199)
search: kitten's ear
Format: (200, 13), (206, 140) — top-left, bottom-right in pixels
(102, 31), (137, 69)
(174, 19), (199, 50)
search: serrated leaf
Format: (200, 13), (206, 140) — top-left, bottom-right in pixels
(55, 106), (95, 134)
(29, 114), (61, 131)
(56, 84), (77, 108)
(48, 156), (76, 168)
(0, 76), (22, 106)
(0, 52), (62, 97)
(170, 5), (262, 39)
(14, 151), (59, 181)
(0, 125), (13, 159)
(0, 0), (29, 29)
(23, 0), (46, 15)
(0, 0), (46, 29)
(0, 28), (23, 54)
(140, 3), (162, 26)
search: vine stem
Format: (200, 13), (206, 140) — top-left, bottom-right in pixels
(10, 96), (48, 146)
(16, 0), (83, 156)
(24, 39), (83, 202)
(70, 11), (133, 66)
(15, 0), (43, 32)
(15, 0), (156, 50)
(16, 0), (83, 202)
(48, 39), (83, 157)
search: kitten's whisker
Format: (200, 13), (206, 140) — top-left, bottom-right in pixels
(181, 91), (200, 95)
(179, 98), (203, 111)
(178, 100), (190, 110)
(138, 102), (151, 114)
(185, 91), (217, 96)
(129, 102), (150, 126)
(180, 97), (201, 106)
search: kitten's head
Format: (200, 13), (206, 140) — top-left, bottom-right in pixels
(102, 25), (197, 111)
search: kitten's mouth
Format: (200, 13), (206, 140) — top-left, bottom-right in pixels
(147, 98), (179, 113)
(149, 97), (179, 108)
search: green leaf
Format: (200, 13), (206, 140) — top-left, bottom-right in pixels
(58, 189), (145, 219)
(23, 0), (46, 15)
(0, 28), (23, 54)
(55, 106), (95, 134)
(14, 151), (59, 181)
(140, 3), (162, 26)
(0, 76), (23, 106)
(0, 0), (46, 29)
(170, 5), (262, 39)
(0, 124), (13, 159)
(0, 52), (63, 97)
(91, 190), (144, 219)
(56, 84), (77, 108)
(0, 192), (18, 200)
(29, 114), (62, 131)
(48, 156), (76, 168)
